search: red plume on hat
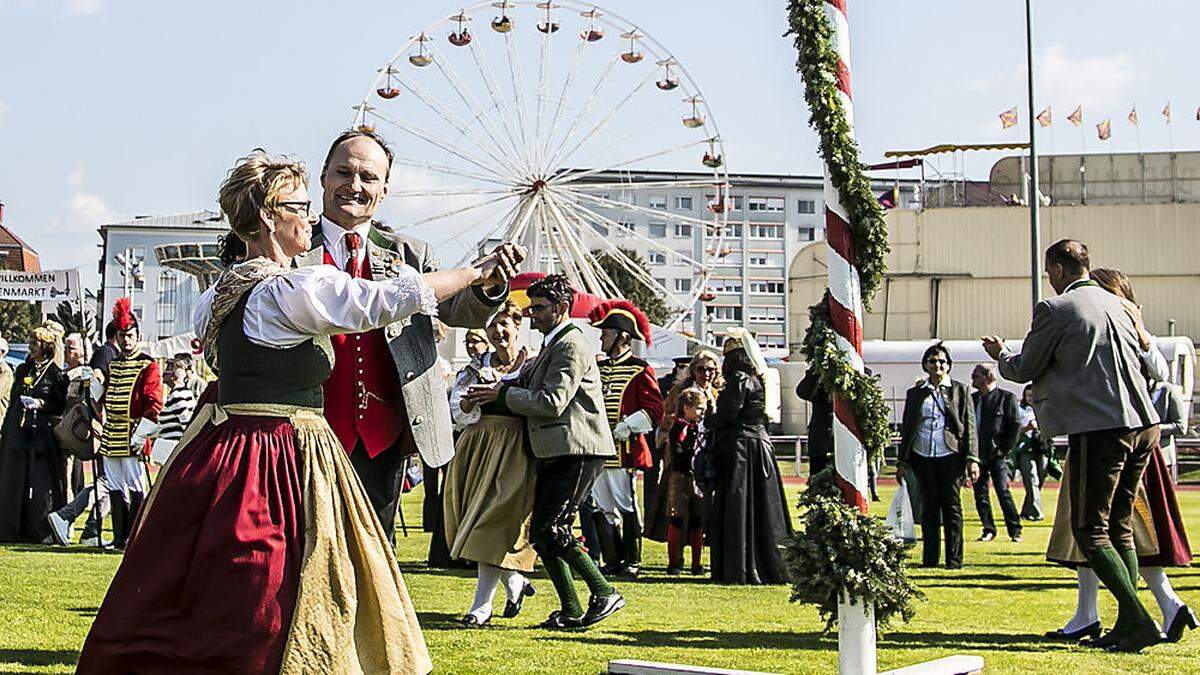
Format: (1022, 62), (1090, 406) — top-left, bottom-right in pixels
(588, 299), (652, 346)
(112, 297), (138, 331)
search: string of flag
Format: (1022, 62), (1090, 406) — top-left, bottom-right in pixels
(997, 102), (1194, 140)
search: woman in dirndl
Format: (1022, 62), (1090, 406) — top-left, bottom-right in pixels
(1044, 268), (1195, 644)
(442, 300), (538, 627)
(77, 151), (507, 673)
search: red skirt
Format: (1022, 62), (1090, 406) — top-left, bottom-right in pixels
(77, 415), (304, 673)
(1139, 445), (1193, 568)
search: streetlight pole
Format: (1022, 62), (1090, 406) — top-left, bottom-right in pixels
(1025, 0), (1041, 307)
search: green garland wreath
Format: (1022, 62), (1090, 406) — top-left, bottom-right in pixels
(781, 0), (922, 631)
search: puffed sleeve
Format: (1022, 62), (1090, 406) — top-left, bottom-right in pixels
(244, 265), (438, 348)
(450, 362), (482, 431)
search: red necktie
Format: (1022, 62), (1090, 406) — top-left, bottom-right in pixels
(344, 232), (362, 278)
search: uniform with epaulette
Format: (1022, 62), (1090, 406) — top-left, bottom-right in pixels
(587, 301), (664, 577)
(98, 298), (163, 548)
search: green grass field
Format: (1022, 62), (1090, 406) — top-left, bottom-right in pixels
(1, 480), (1197, 674)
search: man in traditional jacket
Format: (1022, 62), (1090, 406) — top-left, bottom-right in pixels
(298, 128), (523, 544)
(97, 298), (163, 549)
(587, 300), (664, 578)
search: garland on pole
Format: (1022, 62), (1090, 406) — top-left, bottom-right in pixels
(780, 0), (921, 631)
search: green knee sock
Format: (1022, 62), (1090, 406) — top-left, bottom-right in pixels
(562, 544), (615, 598)
(1086, 545), (1153, 633)
(541, 555), (583, 618)
(1117, 547), (1139, 586)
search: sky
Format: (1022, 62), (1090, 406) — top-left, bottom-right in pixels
(2, 0), (1198, 290)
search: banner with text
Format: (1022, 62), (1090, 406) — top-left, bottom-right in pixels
(0, 269), (81, 303)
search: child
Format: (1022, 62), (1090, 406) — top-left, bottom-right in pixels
(666, 388), (707, 575)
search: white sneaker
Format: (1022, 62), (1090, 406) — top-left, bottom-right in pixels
(46, 512), (73, 546)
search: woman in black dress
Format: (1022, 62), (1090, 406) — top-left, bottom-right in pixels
(706, 328), (791, 584)
(0, 323), (69, 543)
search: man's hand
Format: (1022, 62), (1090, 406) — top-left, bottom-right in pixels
(895, 463), (907, 481)
(473, 243), (527, 290)
(466, 381), (503, 406)
(966, 461), (981, 484)
(981, 335), (1006, 360)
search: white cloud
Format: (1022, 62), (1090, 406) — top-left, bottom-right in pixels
(66, 164), (86, 188)
(967, 46), (1143, 115)
(39, 192), (121, 288)
(65, 0), (102, 15)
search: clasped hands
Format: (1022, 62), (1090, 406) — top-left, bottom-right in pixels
(472, 243), (527, 291)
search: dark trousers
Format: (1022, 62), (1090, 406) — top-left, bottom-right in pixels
(348, 442), (408, 546)
(530, 456), (605, 559)
(972, 457), (1022, 537)
(1068, 426), (1157, 552)
(910, 454), (965, 568)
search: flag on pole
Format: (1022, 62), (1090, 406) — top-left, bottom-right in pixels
(1163, 103), (1172, 123)
(1127, 107), (1139, 125)
(1097, 119), (1112, 140)
(999, 107), (1019, 129)
(1067, 105), (1083, 127)
(1036, 106), (1052, 127)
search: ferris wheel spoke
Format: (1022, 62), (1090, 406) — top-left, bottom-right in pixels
(503, 33), (534, 172)
(437, 198), (523, 267)
(562, 101), (688, 173)
(426, 41), (529, 168)
(371, 107), (512, 182)
(392, 54), (528, 179)
(391, 156), (514, 188)
(552, 182), (721, 231)
(546, 66), (660, 174)
(402, 191), (520, 230)
(541, 53), (621, 175)
(547, 137), (711, 186)
(540, 193), (618, 298)
(388, 187), (519, 198)
(540, 37), (587, 171)
(549, 189), (706, 270)
(466, 40), (532, 176)
(563, 179), (716, 191)
(532, 20), (551, 173)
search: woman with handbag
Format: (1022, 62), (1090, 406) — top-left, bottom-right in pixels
(0, 323), (69, 543)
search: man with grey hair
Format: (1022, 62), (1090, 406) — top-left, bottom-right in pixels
(969, 362), (1022, 543)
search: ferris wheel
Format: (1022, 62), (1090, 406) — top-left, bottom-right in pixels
(353, 1), (731, 332)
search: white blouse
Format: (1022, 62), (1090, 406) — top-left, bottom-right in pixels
(449, 352), (526, 431)
(193, 262), (437, 349)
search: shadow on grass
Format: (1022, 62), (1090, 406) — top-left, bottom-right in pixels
(879, 630), (1075, 653)
(70, 606), (99, 618)
(0, 648), (79, 667)
(0, 543), (119, 556)
(536, 628), (834, 651)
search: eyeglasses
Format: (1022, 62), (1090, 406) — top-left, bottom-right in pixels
(277, 201), (312, 217)
(696, 366), (717, 373)
(523, 303), (553, 316)
(925, 358), (949, 365)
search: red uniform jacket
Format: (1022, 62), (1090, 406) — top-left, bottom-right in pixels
(99, 354), (163, 458)
(599, 352), (664, 470)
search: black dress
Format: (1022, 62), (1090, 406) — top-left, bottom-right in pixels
(0, 360), (69, 542)
(706, 371), (792, 584)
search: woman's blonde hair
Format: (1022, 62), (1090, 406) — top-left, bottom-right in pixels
(490, 299), (524, 327)
(218, 150), (308, 241)
(684, 349), (724, 390)
(1090, 267), (1138, 305)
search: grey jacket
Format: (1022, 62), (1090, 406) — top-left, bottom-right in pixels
(297, 219), (505, 467)
(997, 281), (1159, 439)
(499, 323), (615, 459)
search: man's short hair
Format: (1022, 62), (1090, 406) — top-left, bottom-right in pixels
(104, 320), (118, 341)
(527, 274), (574, 313)
(1045, 239), (1090, 276)
(321, 129), (394, 182)
(972, 363), (997, 382)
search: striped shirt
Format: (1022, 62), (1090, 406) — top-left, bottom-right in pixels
(158, 385), (197, 441)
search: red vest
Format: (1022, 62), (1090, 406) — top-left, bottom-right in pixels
(321, 248), (409, 458)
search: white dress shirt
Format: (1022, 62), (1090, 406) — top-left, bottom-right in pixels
(541, 318), (571, 347)
(321, 217), (371, 270)
(193, 261), (436, 349)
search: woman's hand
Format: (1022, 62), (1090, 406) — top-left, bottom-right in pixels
(466, 382), (502, 406)
(1121, 299), (1153, 351)
(472, 243), (526, 291)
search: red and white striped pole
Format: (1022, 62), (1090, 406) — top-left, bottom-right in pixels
(821, 1), (877, 673)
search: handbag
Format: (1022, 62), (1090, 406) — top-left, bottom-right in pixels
(54, 400), (97, 460)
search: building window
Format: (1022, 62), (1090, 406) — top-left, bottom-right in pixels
(797, 199), (816, 214)
(674, 278), (692, 292)
(720, 224), (742, 238)
(798, 226), (815, 242)
(648, 222), (667, 238)
(675, 251), (691, 266)
(731, 196), (744, 211)
(617, 221), (635, 234)
(749, 254), (770, 267)
(710, 279), (742, 294)
(648, 195), (667, 210)
(759, 334), (786, 349)
(674, 196), (693, 210)
(156, 270), (178, 339)
(709, 305), (742, 322)
(749, 307), (785, 323)
(749, 280), (784, 294)
(654, 277), (667, 288)
(674, 223), (692, 238)
(747, 197), (785, 213)
(749, 224), (782, 239)
(647, 251), (667, 265)
(590, 222), (609, 236)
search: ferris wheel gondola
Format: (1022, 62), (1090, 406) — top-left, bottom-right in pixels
(408, 33), (434, 66)
(620, 30), (644, 63)
(536, 2), (560, 33)
(491, 1), (515, 32)
(682, 96), (705, 128)
(655, 57), (679, 90)
(448, 12), (473, 46)
(376, 65), (401, 99)
(580, 8), (604, 42)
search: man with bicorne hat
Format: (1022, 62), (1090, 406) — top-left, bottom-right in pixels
(587, 300), (664, 578)
(97, 298), (163, 549)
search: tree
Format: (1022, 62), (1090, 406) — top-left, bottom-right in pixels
(0, 300), (40, 343)
(592, 247), (671, 326)
(50, 301), (86, 337)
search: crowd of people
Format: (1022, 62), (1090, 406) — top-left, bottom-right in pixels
(0, 125), (1192, 670)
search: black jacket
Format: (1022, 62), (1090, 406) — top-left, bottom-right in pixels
(972, 388), (1020, 460)
(897, 379), (977, 466)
